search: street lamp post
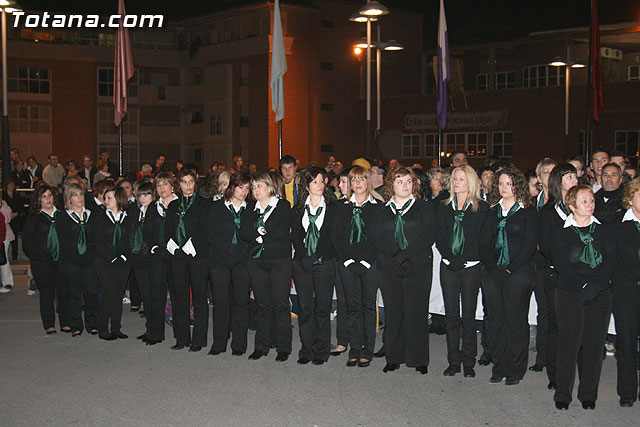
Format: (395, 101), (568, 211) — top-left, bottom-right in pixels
(375, 33), (403, 160)
(0, 1), (20, 182)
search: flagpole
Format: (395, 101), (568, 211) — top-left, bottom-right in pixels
(118, 125), (124, 176)
(278, 120), (282, 159)
(437, 127), (442, 167)
(585, 0), (594, 162)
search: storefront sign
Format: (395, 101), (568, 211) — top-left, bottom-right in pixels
(404, 110), (508, 132)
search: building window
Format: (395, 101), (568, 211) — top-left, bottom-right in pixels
(76, 32), (115, 47)
(494, 71), (515, 89)
(210, 114), (222, 135)
(320, 62), (334, 71)
(476, 74), (488, 91)
(628, 65), (640, 81)
(402, 134), (421, 158)
(98, 68), (137, 97)
(98, 106), (138, 135)
(424, 134), (439, 157)
(9, 104), (51, 133)
(157, 86), (166, 100)
(189, 71), (203, 85)
(320, 145), (334, 152)
(492, 131), (513, 157)
(321, 20), (335, 29)
(8, 66), (50, 94)
(240, 116), (249, 127)
(615, 130), (640, 157)
(523, 65), (565, 88)
(98, 141), (139, 175)
(321, 103), (334, 111)
(466, 133), (488, 157)
(191, 109), (203, 124)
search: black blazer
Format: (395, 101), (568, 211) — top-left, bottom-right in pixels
(291, 200), (336, 262)
(538, 203), (566, 267)
(208, 199), (251, 267)
(613, 217), (640, 304)
(371, 198), (435, 273)
(435, 199), (489, 264)
(141, 201), (168, 253)
(56, 209), (97, 265)
(165, 195), (210, 259)
(240, 198), (292, 260)
(550, 220), (614, 293)
(594, 187), (624, 224)
(332, 198), (380, 266)
(22, 211), (59, 262)
(85, 193), (106, 214)
(92, 209), (136, 261)
(479, 204), (538, 273)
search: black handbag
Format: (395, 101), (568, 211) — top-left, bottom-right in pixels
(0, 242), (7, 266)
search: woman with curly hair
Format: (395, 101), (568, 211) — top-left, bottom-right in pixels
(479, 167), (538, 385)
(370, 167), (435, 374)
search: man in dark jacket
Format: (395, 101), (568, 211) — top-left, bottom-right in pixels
(594, 163), (624, 224)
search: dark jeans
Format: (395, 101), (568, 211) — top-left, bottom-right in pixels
(209, 262), (250, 353)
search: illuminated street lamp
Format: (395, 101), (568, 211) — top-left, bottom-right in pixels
(0, 1), (21, 181)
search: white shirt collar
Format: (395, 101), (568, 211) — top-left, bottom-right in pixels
(40, 207), (58, 216)
(93, 197), (103, 206)
(302, 196), (327, 231)
(66, 207), (91, 222)
(494, 198), (524, 215)
(254, 196), (279, 213)
(304, 195), (326, 215)
(225, 199), (247, 213)
(139, 204), (148, 220)
(554, 203), (568, 221)
(563, 213), (601, 229)
(349, 193), (377, 206)
(106, 209), (127, 224)
(386, 195), (415, 216)
(622, 208), (640, 223)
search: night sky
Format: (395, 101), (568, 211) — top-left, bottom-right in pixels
(16, 0), (640, 47)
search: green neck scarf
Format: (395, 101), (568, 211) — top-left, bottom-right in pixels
(229, 204), (245, 244)
(570, 221), (602, 269)
(450, 195), (469, 256)
(176, 195), (196, 247)
(390, 198), (412, 250)
(158, 202), (168, 245)
(40, 210), (59, 261)
(537, 191), (545, 213)
(494, 202), (520, 266)
(558, 201), (569, 216)
(70, 210), (88, 256)
(349, 201), (368, 244)
(250, 204), (273, 258)
(132, 209), (145, 255)
(305, 205), (323, 263)
(108, 210), (123, 257)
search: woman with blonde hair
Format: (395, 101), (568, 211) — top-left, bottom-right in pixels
(371, 167), (435, 374)
(435, 165), (489, 378)
(211, 171), (232, 201)
(332, 165), (380, 367)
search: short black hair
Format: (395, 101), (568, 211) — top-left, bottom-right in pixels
(602, 162), (622, 175)
(155, 154), (166, 160)
(477, 166), (493, 178)
(568, 155), (585, 165)
(609, 150), (625, 159)
(99, 148), (108, 155)
(136, 181), (154, 196)
(591, 147), (610, 160)
(279, 154), (296, 167)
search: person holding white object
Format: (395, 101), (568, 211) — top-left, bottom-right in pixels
(0, 192), (14, 293)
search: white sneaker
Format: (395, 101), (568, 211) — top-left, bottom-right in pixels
(0, 285), (12, 293)
(27, 290), (37, 296)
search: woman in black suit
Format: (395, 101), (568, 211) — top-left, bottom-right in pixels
(371, 167), (434, 374)
(479, 167), (538, 386)
(435, 165), (488, 378)
(240, 172), (292, 361)
(612, 178), (640, 407)
(549, 185), (614, 410)
(165, 170), (210, 352)
(22, 185), (69, 334)
(207, 172), (252, 356)
(56, 183), (99, 336)
(94, 186), (135, 340)
(333, 165), (380, 368)
(291, 167), (336, 365)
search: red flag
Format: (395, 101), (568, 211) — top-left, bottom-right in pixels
(114, 0), (134, 126)
(590, 0), (604, 122)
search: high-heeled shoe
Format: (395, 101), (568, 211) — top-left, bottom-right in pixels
(89, 329), (98, 335)
(72, 331), (82, 337)
(113, 332), (128, 339)
(146, 339), (162, 345)
(346, 359), (358, 367)
(383, 363), (400, 373)
(61, 326), (72, 333)
(275, 352), (289, 362)
(357, 359), (370, 368)
(330, 345), (347, 356)
(415, 366), (428, 375)
(46, 329), (57, 335)
(248, 350), (267, 360)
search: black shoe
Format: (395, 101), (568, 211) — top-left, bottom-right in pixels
(137, 333), (148, 340)
(547, 381), (556, 390)
(505, 377), (520, 386)
(463, 367), (476, 378)
(61, 327), (72, 333)
(312, 359), (325, 365)
(443, 365), (460, 376)
(232, 350), (244, 356)
(478, 353), (491, 366)
(383, 363), (400, 373)
(619, 398), (634, 407)
(146, 339), (162, 345)
(346, 359), (358, 367)
(373, 348), (386, 358)
(297, 357), (311, 365)
(275, 352), (289, 362)
(528, 364), (544, 372)
(170, 344), (185, 350)
(357, 359), (370, 368)
(248, 350), (267, 360)
(89, 329), (99, 335)
(189, 345), (202, 352)
(415, 366), (428, 375)
(489, 376), (504, 383)
(581, 400), (595, 410)
(555, 401), (569, 410)
(330, 345), (347, 356)
(429, 325), (446, 335)
(99, 333), (116, 341)
(113, 332), (128, 339)
(46, 329), (57, 335)
(72, 331), (82, 337)
(208, 348), (224, 356)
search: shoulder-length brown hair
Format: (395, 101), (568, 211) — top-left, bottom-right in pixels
(346, 165), (373, 200)
(29, 184), (57, 215)
(489, 167), (532, 207)
(176, 170), (199, 195)
(383, 167), (420, 202)
(104, 186), (129, 212)
(223, 172), (252, 201)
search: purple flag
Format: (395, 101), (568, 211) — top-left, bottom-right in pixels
(437, 0), (450, 129)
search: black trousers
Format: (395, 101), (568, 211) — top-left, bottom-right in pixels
(480, 281), (491, 360)
(209, 262), (250, 353)
(339, 263), (379, 360)
(133, 254), (167, 341)
(95, 257), (132, 334)
(60, 260), (99, 333)
(170, 257), (209, 347)
(334, 259), (349, 347)
(543, 267), (559, 382)
(532, 264), (548, 366)
(31, 260), (68, 330)
(133, 259), (151, 331)
(441, 263), (481, 368)
(380, 266), (431, 367)
(293, 260), (335, 361)
(482, 262), (535, 380)
(554, 288), (612, 404)
(613, 297), (640, 401)
(128, 270), (142, 308)
(246, 258), (292, 353)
